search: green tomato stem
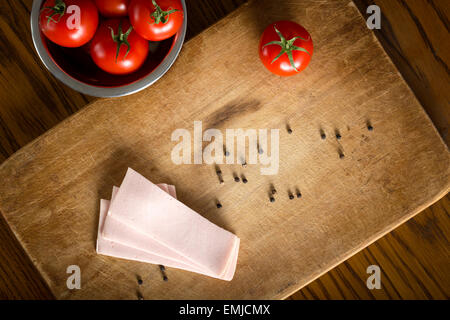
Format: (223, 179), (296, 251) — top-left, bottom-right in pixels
(42, 0), (66, 25)
(262, 26), (311, 72)
(109, 20), (133, 63)
(149, 0), (180, 24)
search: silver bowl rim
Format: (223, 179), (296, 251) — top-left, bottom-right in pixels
(31, 0), (187, 98)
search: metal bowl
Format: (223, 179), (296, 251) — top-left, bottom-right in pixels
(31, 0), (187, 98)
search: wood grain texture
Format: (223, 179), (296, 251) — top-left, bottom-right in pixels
(291, 194), (450, 299)
(0, 0), (247, 163)
(0, 0), (448, 299)
(0, 0), (448, 300)
(0, 0), (92, 163)
(355, 0), (450, 145)
(0, 213), (53, 299)
(291, 0), (450, 300)
(0, 0), (246, 300)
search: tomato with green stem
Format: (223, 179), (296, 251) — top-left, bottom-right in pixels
(90, 19), (149, 75)
(94, 0), (129, 18)
(39, 0), (99, 47)
(129, 0), (184, 41)
(259, 21), (313, 76)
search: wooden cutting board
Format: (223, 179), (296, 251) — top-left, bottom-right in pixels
(0, 0), (448, 299)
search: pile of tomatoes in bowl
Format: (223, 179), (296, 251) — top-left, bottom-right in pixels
(39, 0), (184, 76)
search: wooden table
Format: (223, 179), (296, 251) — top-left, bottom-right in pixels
(0, 0), (448, 299)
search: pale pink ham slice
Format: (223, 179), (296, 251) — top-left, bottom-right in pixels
(97, 199), (203, 271)
(102, 186), (205, 270)
(97, 184), (239, 280)
(166, 184), (177, 199)
(98, 200), (239, 280)
(107, 168), (237, 276)
(106, 184), (239, 280)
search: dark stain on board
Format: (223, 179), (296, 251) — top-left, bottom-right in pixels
(205, 99), (262, 129)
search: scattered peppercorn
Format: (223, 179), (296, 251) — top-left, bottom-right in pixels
(234, 176), (240, 182)
(289, 194), (294, 200)
(216, 168), (224, 185)
(296, 192), (302, 198)
(216, 202), (222, 208)
(137, 278), (143, 285)
(270, 196), (275, 203)
(320, 130), (326, 140)
(159, 265), (168, 281)
(242, 177), (248, 184)
(287, 128), (293, 134)
(336, 132), (342, 140)
(271, 188), (277, 195)
(368, 124), (373, 131)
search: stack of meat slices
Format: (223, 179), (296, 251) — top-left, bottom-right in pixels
(96, 168), (240, 281)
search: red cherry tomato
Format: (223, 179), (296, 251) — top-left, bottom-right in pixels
(90, 19), (149, 75)
(39, 0), (99, 47)
(259, 21), (313, 76)
(129, 0), (184, 41)
(94, 0), (129, 18)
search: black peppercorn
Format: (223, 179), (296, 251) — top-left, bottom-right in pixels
(216, 168), (224, 185)
(270, 197), (275, 203)
(216, 202), (222, 209)
(159, 265), (168, 281)
(234, 176), (240, 182)
(242, 177), (248, 184)
(289, 194), (294, 200)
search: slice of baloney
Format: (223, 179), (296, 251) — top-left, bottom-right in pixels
(97, 181), (239, 280)
(107, 168), (237, 276)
